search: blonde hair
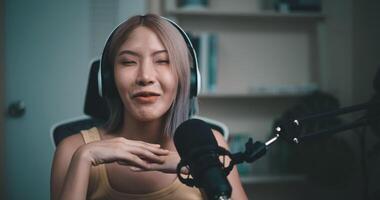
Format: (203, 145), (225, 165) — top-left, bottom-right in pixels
(103, 14), (193, 137)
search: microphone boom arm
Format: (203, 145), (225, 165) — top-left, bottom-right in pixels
(275, 99), (380, 144)
(226, 135), (280, 173)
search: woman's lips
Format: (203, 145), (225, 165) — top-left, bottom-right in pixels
(134, 95), (159, 103)
(132, 92), (160, 103)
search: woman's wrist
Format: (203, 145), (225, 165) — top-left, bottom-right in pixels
(72, 145), (94, 166)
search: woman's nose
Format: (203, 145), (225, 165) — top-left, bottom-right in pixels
(136, 60), (155, 86)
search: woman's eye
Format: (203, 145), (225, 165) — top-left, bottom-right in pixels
(121, 60), (136, 65)
(157, 60), (169, 64)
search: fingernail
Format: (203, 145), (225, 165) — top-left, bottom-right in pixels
(130, 166), (141, 171)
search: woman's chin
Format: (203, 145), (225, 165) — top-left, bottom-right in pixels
(132, 111), (165, 122)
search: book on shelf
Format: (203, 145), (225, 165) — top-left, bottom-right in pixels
(208, 33), (218, 92)
(248, 83), (318, 96)
(178, 0), (209, 11)
(274, 0), (322, 13)
(188, 32), (218, 93)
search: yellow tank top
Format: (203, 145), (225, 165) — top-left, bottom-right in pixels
(80, 127), (204, 200)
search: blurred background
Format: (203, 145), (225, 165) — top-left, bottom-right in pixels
(0, 0), (379, 199)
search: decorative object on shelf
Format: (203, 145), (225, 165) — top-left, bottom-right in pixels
(188, 32), (218, 93)
(276, 0), (290, 13)
(178, 0), (209, 11)
(248, 83), (318, 96)
(275, 0), (321, 12)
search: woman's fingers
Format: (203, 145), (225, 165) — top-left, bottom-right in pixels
(132, 142), (169, 156)
(113, 142), (169, 166)
(142, 145), (169, 156)
(126, 151), (186, 174)
(137, 141), (161, 148)
(129, 162), (189, 174)
(88, 137), (170, 167)
(116, 137), (169, 156)
(129, 166), (143, 171)
(119, 150), (189, 175)
(127, 146), (165, 163)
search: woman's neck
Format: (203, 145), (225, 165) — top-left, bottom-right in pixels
(116, 113), (171, 146)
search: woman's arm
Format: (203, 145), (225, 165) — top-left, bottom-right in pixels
(51, 134), (170, 200)
(57, 147), (93, 200)
(50, 134), (90, 200)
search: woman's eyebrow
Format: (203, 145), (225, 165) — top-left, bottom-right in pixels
(152, 50), (168, 56)
(118, 50), (140, 57)
(118, 49), (168, 57)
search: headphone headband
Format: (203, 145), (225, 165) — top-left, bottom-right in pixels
(98, 15), (201, 99)
(161, 16), (201, 98)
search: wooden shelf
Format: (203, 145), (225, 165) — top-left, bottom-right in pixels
(241, 174), (307, 184)
(167, 9), (325, 21)
(198, 91), (316, 99)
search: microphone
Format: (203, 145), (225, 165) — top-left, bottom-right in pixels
(174, 119), (232, 200)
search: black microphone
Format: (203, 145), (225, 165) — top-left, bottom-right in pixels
(174, 119), (232, 200)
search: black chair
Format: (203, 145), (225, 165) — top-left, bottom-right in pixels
(50, 60), (107, 146)
(51, 60), (228, 147)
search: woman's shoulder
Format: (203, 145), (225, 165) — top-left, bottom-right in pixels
(56, 127), (101, 151)
(55, 132), (86, 158)
(52, 132), (86, 179)
(59, 132), (85, 147)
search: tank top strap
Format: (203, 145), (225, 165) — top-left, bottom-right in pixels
(80, 127), (101, 144)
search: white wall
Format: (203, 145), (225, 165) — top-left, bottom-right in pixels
(4, 0), (91, 199)
(3, 0), (146, 199)
(0, 0), (5, 198)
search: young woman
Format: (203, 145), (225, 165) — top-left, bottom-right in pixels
(51, 14), (248, 200)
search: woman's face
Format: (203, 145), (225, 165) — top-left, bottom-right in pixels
(114, 26), (178, 122)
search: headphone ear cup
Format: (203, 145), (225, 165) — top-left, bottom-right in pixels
(101, 64), (111, 97)
(190, 62), (201, 98)
(190, 62), (197, 97)
(100, 61), (117, 98)
(99, 28), (119, 98)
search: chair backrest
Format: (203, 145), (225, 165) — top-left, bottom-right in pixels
(51, 60), (107, 147)
(51, 60), (229, 147)
(83, 60), (109, 120)
(50, 116), (104, 146)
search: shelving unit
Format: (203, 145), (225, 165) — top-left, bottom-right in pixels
(240, 174), (307, 184)
(198, 91), (315, 99)
(162, 0), (324, 132)
(159, 0), (325, 187)
(167, 9), (325, 20)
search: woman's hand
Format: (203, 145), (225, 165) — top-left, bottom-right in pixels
(129, 150), (189, 174)
(76, 137), (170, 169)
